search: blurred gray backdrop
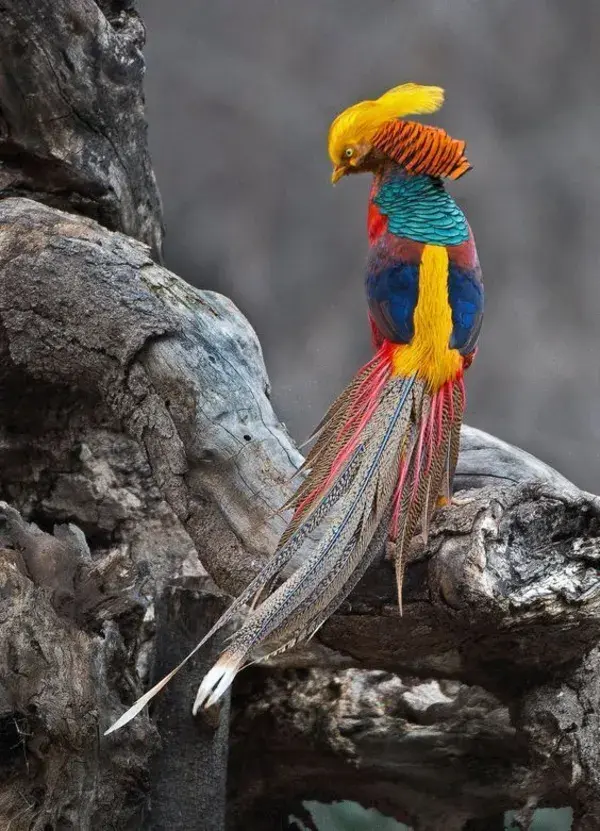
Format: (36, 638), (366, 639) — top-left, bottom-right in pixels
(140, 0), (600, 491)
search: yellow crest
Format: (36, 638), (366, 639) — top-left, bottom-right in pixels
(328, 83), (445, 165)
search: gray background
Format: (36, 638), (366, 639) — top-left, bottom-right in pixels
(140, 0), (600, 491)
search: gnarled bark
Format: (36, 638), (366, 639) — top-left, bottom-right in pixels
(230, 669), (527, 830)
(0, 0), (163, 257)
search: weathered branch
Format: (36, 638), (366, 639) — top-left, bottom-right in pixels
(230, 669), (532, 830)
(518, 647), (600, 829)
(0, 503), (156, 829)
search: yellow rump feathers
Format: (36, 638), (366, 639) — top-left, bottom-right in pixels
(391, 245), (462, 390)
(328, 83), (445, 167)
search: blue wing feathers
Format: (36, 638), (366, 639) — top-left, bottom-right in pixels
(448, 266), (484, 354)
(366, 260), (483, 353)
(365, 263), (419, 344)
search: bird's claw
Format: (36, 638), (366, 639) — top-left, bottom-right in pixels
(437, 494), (476, 509)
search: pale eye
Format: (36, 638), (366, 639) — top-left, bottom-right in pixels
(344, 147), (354, 159)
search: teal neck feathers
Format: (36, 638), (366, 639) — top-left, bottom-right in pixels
(373, 168), (469, 246)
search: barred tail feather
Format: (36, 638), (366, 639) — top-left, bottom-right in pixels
(104, 654), (198, 735)
(105, 342), (467, 731)
(389, 376), (466, 606)
(191, 370), (419, 709)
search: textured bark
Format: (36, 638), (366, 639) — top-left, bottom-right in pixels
(230, 667), (574, 831)
(0, 501), (158, 830)
(0, 0), (163, 258)
(0, 1), (597, 829)
(231, 669), (525, 830)
(149, 586), (231, 831)
(518, 648), (600, 830)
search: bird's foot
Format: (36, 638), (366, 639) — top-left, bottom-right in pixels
(437, 493), (476, 509)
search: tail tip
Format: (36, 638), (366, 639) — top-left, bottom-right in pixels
(192, 652), (242, 715)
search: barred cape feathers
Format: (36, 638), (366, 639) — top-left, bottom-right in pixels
(105, 343), (465, 733)
(373, 120), (471, 180)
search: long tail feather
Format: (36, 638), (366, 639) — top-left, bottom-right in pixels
(105, 342), (467, 733)
(388, 377), (466, 604)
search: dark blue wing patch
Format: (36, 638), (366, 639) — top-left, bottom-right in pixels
(365, 263), (419, 344)
(448, 266), (484, 354)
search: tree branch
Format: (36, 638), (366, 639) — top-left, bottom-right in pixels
(231, 668), (531, 830)
(518, 647), (600, 829)
(0, 502), (156, 829)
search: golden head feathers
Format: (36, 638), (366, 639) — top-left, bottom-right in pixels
(328, 83), (470, 183)
(328, 83), (444, 165)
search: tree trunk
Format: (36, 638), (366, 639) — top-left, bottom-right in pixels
(149, 586), (231, 831)
(0, 2), (598, 830)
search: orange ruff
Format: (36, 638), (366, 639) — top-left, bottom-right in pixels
(372, 119), (471, 180)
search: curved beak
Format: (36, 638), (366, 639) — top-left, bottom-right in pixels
(331, 164), (347, 185)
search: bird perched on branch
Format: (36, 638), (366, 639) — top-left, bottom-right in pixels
(106, 83), (483, 734)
